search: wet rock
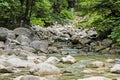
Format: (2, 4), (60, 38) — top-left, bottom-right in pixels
(87, 61), (104, 68)
(14, 75), (48, 80)
(45, 57), (60, 64)
(30, 63), (61, 76)
(78, 76), (110, 80)
(61, 55), (76, 64)
(110, 64), (120, 73)
(14, 27), (32, 37)
(30, 40), (48, 53)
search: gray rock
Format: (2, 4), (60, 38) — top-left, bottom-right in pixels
(45, 57), (60, 64)
(16, 35), (31, 43)
(30, 40), (48, 53)
(0, 27), (8, 41)
(0, 41), (5, 49)
(7, 57), (28, 68)
(87, 61), (104, 68)
(14, 75), (48, 80)
(61, 55), (76, 64)
(101, 39), (112, 47)
(21, 46), (36, 53)
(78, 76), (110, 80)
(110, 64), (120, 73)
(0, 65), (12, 73)
(30, 63), (61, 76)
(7, 31), (16, 39)
(14, 27), (32, 37)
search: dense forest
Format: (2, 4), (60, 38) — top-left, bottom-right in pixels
(0, 0), (120, 43)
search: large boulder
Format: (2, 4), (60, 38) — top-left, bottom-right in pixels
(14, 27), (32, 37)
(110, 64), (120, 74)
(7, 57), (28, 68)
(30, 40), (48, 53)
(16, 35), (31, 44)
(0, 41), (5, 49)
(45, 56), (60, 64)
(7, 31), (16, 39)
(0, 27), (8, 41)
(30, 63), (61, 76)
(14, 75), (48, 80)
(78, 76), (110, 80)
(0, 65), (20, 73)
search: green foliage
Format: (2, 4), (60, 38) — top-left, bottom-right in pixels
(60, 9), (75, 20)
(0, 0), (75, 28)
(76, 0), (120, 42)
(31, 18), (45, 27)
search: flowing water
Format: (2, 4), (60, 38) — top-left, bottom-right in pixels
(0, 54), (120, 80)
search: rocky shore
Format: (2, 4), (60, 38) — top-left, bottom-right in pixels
(0, 25), (120, 80)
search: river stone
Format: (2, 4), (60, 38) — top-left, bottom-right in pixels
(82, 69), (100, 74)
(27, 56), (47, 64)
(0, 27), (8, 41)
(48, 47), (58, 53)
(78, 76), (110, 80)
(0, 65), (13, 73)
(87, 61), (104, 68)
(101, 39), (112, 47)
(7, 57), (28, 68)
(106, 59), (115, 63)
(0, 41), (5, 49)
(7, 31), (16, 39)
(16, 35), (31, 43)
(45, 56), (60, 64)
(30, 63), (61, 76)
(21, 46), (36, 53)
(61, 55), (76, 64)
(110, 64), (120, 73)
(14, 27), (31, 37)
(14, 75), (48, 80)
(30, 40), (48, 53)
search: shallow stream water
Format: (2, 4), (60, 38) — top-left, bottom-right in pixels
(0, 54), (120, 80)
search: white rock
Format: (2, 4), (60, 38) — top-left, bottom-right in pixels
(88, 61), (104, 68)
(45, 57), (60, 64)
(14, 75), (48, 80)
(82, 69), (98, 74)
(7, 57), (28, 68)
(106, 59), (115, 63)
(61, 55), (76, 64)
(30, 63), (61, 76)
(110, 64), (120, 73)
(78, 76), (110, 80)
